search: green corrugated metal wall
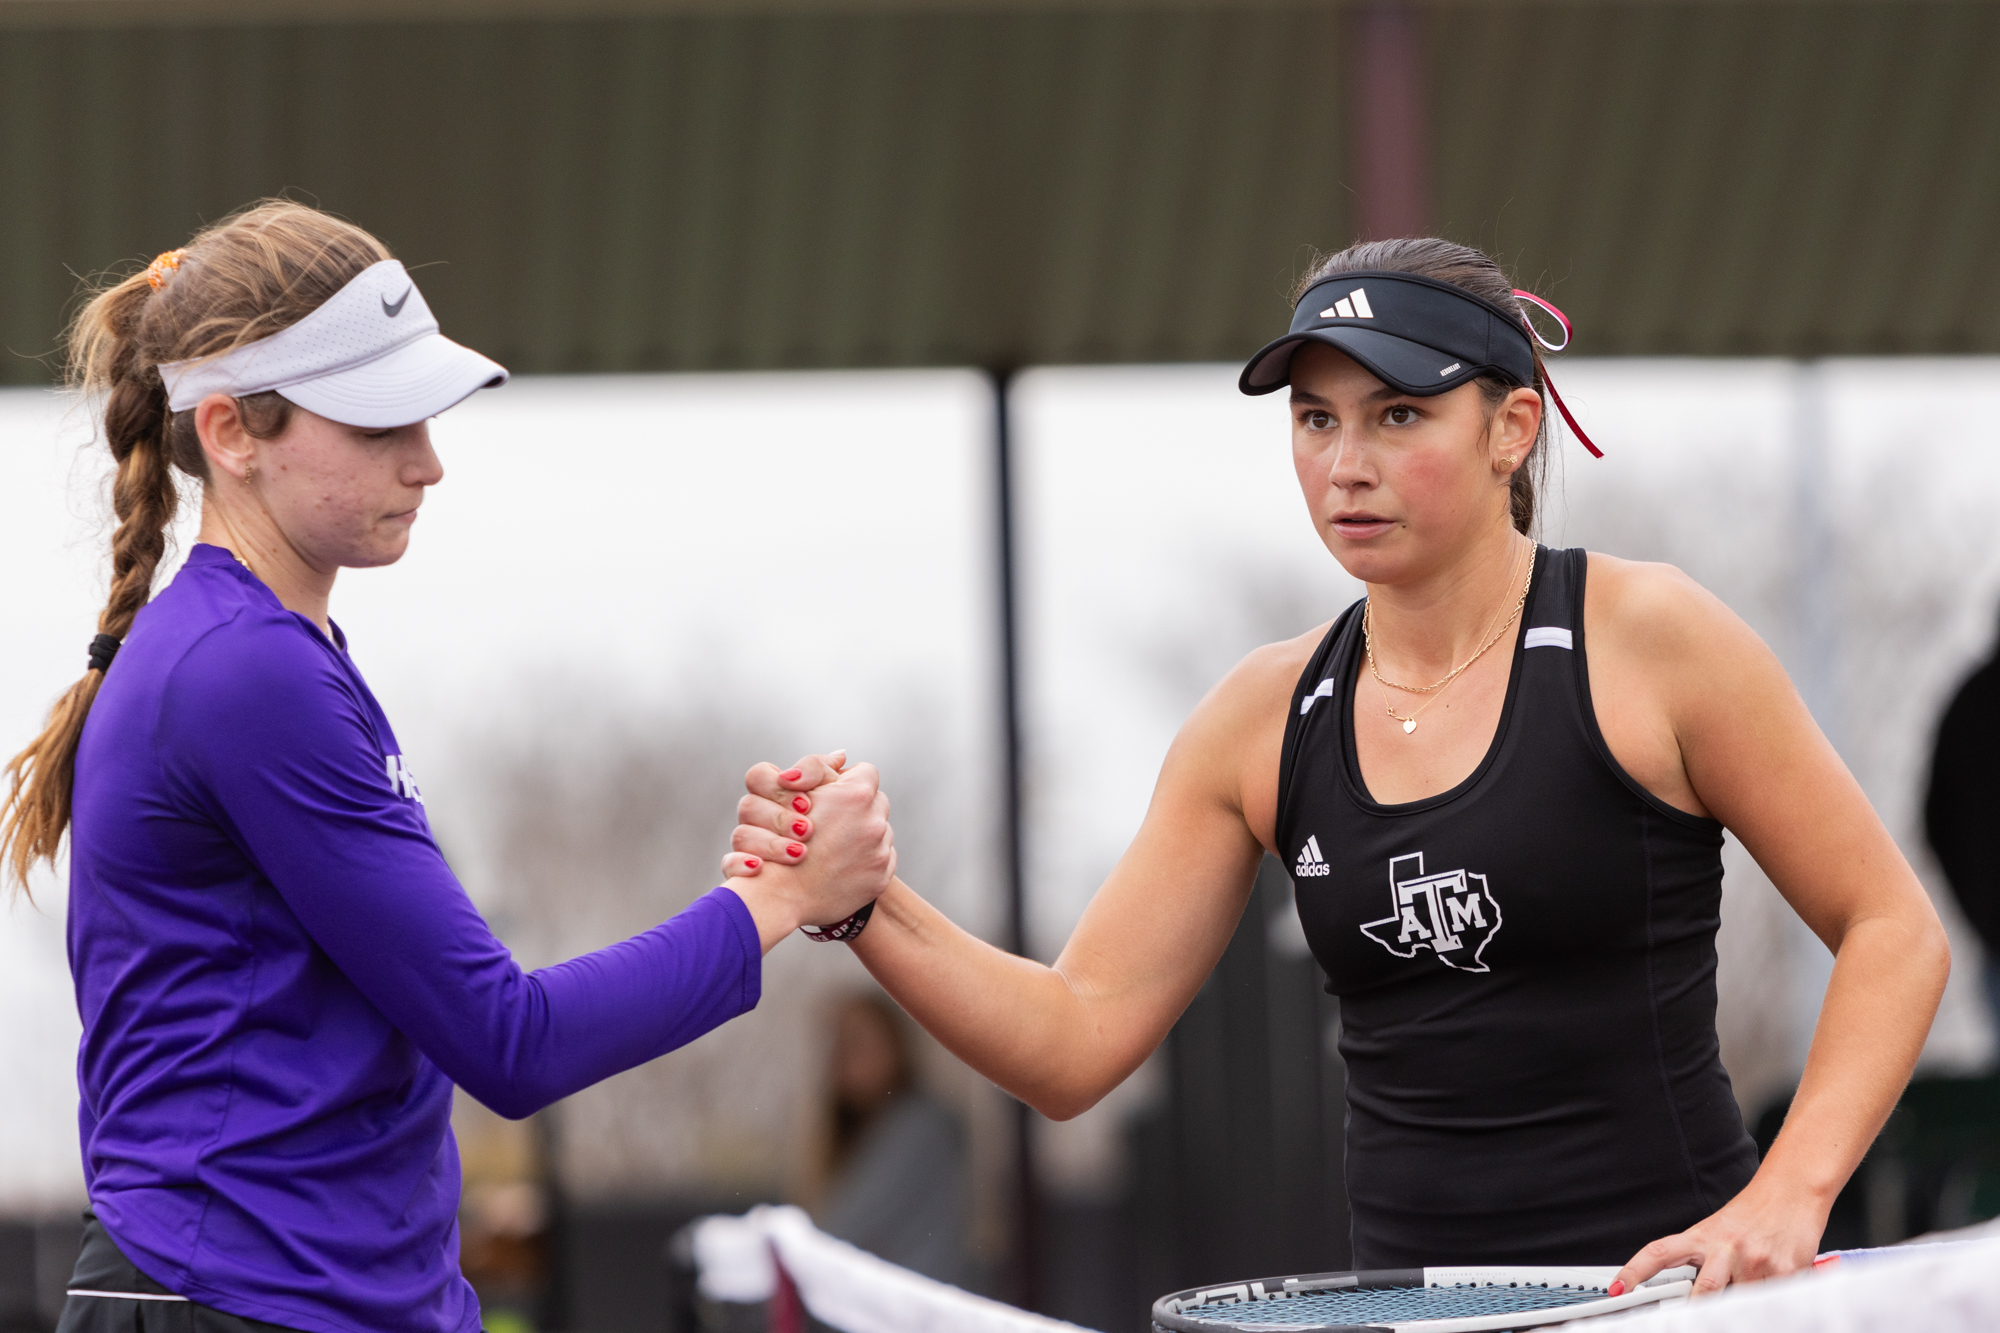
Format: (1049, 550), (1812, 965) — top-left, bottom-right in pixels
(1429, 2), (2000, 356)
(1, 1), (1995, 383)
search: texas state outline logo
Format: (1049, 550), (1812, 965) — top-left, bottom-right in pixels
(1359, 851), (1503, 973)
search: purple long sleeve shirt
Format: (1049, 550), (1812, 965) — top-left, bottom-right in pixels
(67, 544), (762, 1333)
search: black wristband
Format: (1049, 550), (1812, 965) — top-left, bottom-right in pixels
(799, 899), (875, 943)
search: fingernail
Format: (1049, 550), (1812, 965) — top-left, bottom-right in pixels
(1607, 1281), (1625, 1298)
(792, 820), (810, 837)
(792, 796), (810, 813)
(744, 857), (761, 871)
(780, 769), (803, 782)
(787, 843), (804, 858)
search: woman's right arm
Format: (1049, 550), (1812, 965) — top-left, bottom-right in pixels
(732, 636), (1308, 1120)
(161, 629), (892, 1119)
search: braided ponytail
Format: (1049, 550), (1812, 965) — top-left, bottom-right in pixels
(0, 275), (179, 893)
(1, 200), (388, 896)
(99, 291), (185, 642)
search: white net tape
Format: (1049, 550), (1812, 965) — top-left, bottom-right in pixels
(1584, 1230), (2000, 1333)
(687, 1205), (1105, 1333)
(688, 1208), (2000, 1333)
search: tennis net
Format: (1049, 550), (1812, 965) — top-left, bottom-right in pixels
(686, 1209), (2000, 1333)
(686, 1205), (1102, 1333)
(1586, 1227), (2000, 1333)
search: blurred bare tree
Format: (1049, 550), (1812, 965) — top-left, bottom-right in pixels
(1131, 558), (1355, 719)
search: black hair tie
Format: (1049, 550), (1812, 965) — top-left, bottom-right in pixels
(87, 634), (122, 673)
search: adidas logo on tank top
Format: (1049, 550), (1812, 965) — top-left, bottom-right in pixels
(1294, 835), (1332, 878)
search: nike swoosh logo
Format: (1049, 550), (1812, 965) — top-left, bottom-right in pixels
(382, 288), (412, 318)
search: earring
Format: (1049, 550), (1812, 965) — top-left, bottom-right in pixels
(1500, 455), (1518, 470)
(244, 464), (254, 483)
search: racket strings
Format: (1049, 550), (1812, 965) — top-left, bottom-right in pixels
(1170, 1282), (1609, 1325)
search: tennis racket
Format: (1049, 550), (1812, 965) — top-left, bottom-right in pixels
(1152, 1265), (1697, 1332)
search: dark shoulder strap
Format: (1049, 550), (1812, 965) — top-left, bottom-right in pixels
(1563, 546), (1589, 636)
(1521, 545), (1584, 643)
(1276, 597), (1365, 831)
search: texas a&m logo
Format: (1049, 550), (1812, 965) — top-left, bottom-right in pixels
(1359, 851), (1502, 973)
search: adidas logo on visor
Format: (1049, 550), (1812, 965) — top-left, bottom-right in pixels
(1319, 287), (1374, 320)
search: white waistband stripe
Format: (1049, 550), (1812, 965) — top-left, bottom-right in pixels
(1524, 627), (1573, 650)
(67, 1289), (192, 1302)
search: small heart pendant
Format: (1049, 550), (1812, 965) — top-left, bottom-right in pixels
(1402, 719), (1418, 734)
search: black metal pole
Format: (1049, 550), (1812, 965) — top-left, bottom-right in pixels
(990, 365), (1039, 1312)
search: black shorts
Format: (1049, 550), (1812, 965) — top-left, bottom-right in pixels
(55, 1211), (302, 1333)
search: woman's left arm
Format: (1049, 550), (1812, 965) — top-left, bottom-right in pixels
(1597, 560), (1951, 1296)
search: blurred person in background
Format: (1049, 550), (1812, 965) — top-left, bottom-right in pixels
(1925, 609), (2000, 1031)
(732, 237), (1950, 1297)
(0, 200), (893, 1333)
(809, 994), (971, 1288)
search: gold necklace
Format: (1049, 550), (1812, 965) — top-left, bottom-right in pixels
(1365, 546), (1534, 735)
(213, 511), (260, 580)
(212, 469), (266, 581)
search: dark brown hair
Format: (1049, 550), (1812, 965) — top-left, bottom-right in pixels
(1, 200), (390, 895)
(1292, 238), (1550, 535)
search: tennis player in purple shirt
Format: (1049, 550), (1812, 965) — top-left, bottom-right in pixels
(0, 201), (895, 1333)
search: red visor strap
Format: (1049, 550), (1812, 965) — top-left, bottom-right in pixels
(1542, 371), (1602, 459)
(1511, 289), (1572, 351)
(1510, 288), (1600, 458)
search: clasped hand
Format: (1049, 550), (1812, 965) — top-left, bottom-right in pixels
(722, 751), (895, 949)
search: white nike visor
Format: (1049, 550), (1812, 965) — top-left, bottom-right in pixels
(160, 259), (507, 428)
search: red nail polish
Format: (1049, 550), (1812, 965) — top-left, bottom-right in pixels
(744, 857), (760, 871)
(792, 796), (811, 814)
(791, 820), (810, 837)
(780, 769), (803, 782)
(1607, 1281), (1625, 1298)
(787, 843), (805, 858)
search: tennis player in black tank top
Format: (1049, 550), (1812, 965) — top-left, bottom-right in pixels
(1278, 545), (1756, 1266)
(727, 239), (1950, 1297)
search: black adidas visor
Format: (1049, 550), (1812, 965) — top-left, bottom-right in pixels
(1238, 270), (1537, 398)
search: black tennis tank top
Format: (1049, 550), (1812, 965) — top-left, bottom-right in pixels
(1275, 546), (1757, 1267)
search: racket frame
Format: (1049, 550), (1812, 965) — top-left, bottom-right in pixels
(1151, 1264), (1696, 1333)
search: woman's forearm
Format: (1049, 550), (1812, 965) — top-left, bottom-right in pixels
(1612, 900), (1949, 1294)
(850, 879), (1136, 1119)
(1755, 909), (1950, 1205)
